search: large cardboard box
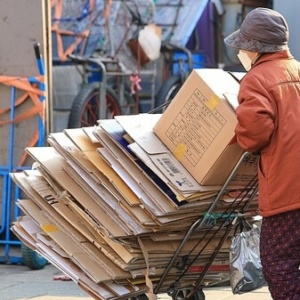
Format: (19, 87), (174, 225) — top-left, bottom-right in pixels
(153, 69), (245, 186)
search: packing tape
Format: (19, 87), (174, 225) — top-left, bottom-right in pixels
(41, 224), (59, 233)
(174, 143), (187, 161)
(207, 94), (220, 110)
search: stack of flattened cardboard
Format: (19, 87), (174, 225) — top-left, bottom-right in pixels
(10, 69), (259, 300)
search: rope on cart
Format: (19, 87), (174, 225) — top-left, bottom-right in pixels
(0, 75), (45, 166)
(138, 237), (158, 300)
(51, 0), (98, 62)
(178, 175), (258, 273)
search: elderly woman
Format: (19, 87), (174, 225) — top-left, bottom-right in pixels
(224, 7), (300, 300)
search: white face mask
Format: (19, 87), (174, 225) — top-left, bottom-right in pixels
(237, 50), (258, 71)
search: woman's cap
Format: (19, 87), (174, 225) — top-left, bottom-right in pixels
(224, 8), (289, 53)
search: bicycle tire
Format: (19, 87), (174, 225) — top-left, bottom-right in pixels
(68, 83), (121, 128)
(21, 244), (48, 270)
(107, 76), (138, 115)
(155, 75), (183, 112)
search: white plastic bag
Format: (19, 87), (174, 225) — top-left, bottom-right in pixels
(229, 224), (266, 294)
(138, 24), (161, 61)
(128, 24), (161, 65)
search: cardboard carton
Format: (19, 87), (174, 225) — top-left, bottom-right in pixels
(153, 69), (248, 186)
(114, 114), (220, 197)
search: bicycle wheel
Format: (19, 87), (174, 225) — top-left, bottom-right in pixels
(68, 83), (121, 128)
(155, 75), (183, 112)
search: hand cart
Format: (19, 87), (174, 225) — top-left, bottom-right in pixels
(8, 118), (259, 296)
(52, 0), (158, 130)
(150, 151), (259, 300)
(0, 43), (47, 269)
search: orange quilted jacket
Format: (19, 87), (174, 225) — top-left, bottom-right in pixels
(236, 50), (300, 216)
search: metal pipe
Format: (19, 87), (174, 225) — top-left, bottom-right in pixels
(4, 86), (16, 256)
(88, 57), (108, 120)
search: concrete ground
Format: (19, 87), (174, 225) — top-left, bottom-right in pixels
(0, 262), (272, 300)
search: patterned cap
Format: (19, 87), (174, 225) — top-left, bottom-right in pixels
(224, 8), (289, 53)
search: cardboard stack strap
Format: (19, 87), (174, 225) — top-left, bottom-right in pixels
(10, 69), (259, 300)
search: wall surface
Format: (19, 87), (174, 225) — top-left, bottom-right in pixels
(220, 1), (242, 67)
(274, 0), (300, 60)
(0, 1), (47, 76)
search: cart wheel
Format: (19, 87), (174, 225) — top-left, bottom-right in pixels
(171, 288), (205, 300)
(128, 293), (148, 300)
(107, 76), (138, 115)
(68, 83), (121, 128)
(21, 244), (48, 270)
(155, 75), (183, 112)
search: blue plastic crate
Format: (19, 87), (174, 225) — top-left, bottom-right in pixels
(172, 52), (205, 75)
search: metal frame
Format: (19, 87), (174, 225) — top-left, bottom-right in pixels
(0, 44), (45, 263)
(154, 152), (259, 299)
